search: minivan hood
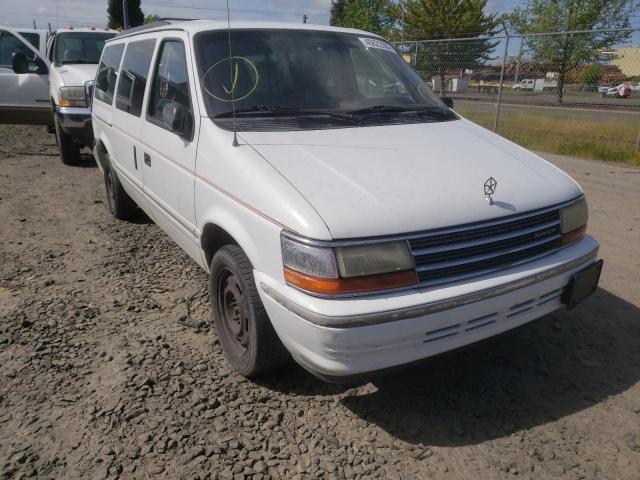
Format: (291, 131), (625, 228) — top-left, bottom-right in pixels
(57, 63), (98, 87)
(241, 119), (582, 239)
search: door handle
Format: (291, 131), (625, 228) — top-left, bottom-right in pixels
(133, 146), (138, 170)
(144, 153), (151, 167)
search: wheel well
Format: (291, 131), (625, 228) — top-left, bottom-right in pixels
(201, 223), (238, 268)
(94, 140), (109, 171)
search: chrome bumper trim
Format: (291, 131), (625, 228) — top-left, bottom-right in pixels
(260, 248), (598, 328)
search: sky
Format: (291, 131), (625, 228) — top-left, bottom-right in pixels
(0, 0), (586, 29)
(1, 0), (638, 44)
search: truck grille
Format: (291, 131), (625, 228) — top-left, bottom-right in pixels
(408, 207), (562, 287)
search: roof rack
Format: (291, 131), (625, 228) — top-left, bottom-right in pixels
(115, 18), (196, 37)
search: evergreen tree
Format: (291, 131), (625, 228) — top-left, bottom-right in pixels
(330, 0), (349, 26)
(107, 0), (144, 30)
(403, 0), (499, 92)
(331, 0), (398, 37)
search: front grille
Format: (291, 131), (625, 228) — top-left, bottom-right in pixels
(409, 207), (562, 287)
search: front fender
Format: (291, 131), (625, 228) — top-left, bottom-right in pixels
(196, 178), (285, 282)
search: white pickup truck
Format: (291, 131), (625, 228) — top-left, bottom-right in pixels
(0, 26), (116, 163)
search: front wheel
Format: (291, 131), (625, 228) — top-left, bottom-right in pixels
(210, 245), (289, 377)
(54, 112), (81, 165)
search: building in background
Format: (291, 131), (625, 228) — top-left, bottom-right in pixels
(604, 46), (640, 78)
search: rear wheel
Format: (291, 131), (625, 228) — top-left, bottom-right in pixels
(210, 245), (289, 377)
(54, 112), (81, 165)
(104, 164), (137, 220)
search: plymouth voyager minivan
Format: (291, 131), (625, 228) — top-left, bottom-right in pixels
(92, 20), (602, 381)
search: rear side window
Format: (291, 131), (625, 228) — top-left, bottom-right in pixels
(95, 43), (124, 105)
(115, 39), (156, 117)
(148, 40), (192, 125)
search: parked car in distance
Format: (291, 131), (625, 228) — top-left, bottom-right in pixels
(512, 78), (535, 90)
(0, 27), (50, 125)
(602, 83), (632, 98)
(513, 78), (557, 91)
(93, 20), (602, 382)
(46, 27), (117, 164)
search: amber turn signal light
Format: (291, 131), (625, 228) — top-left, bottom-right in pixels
(560, 224), (587, 245)
(284, 268), (418, 295)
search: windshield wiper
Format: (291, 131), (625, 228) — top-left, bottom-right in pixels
(348, 105), (452, 117)
(214, 105), (353, 120)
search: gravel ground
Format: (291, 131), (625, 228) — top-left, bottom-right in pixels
(1, 125), (639, 480)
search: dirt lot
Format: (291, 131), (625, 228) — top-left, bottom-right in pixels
(1, 125), (639, 480)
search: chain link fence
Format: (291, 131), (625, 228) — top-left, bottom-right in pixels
(395, 29), (640, 164)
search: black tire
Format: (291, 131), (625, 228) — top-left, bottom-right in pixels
(104, 164), (137, 220)
(210, 245), (289, 377)
(54, 112), (81, 165)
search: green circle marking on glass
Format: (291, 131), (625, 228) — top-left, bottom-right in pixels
(203, 56), (260, 103)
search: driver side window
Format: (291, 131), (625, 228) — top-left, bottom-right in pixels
(147, 39), (192, 129)
(0, 30), (38, 71)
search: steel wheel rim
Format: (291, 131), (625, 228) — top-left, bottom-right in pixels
(217, 267), (249, 357)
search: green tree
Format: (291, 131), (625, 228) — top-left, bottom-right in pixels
(403, 0), (499, 93)
(331, 0), (398, 36)
(330, 0), (349, 26)
(107, 0), (144, 30)
(144, 14), (160, 25)
(508, 0), (636, 104)
(579, 63), (603, 87)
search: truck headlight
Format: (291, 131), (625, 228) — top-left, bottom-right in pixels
(281, 235), (417, 295)
(59, 86), (87, 107)
(560, 198), (588, 245)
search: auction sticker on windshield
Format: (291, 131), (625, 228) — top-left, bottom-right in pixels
(359, 37), (396, 53)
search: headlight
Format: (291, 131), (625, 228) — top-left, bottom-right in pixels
(281, 235), (417, 295)
(560, 198), (588, 245)
(59, 86), (87, 107)
(336, 241), (414, 277)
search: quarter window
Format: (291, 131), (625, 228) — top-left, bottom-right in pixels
(95, 43), (124, 105)
(115, 39), (156, 117)
(148, 40), (192, 127)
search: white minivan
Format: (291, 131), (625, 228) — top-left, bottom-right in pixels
(92, 20), (602, 382)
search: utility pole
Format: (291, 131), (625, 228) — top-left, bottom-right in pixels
(400, 1), (405, 51)
(302, 14), (308, 24)
(122, 0), (130, 30)
(513, 0), (530, 85)
(33, 19), (36, 29)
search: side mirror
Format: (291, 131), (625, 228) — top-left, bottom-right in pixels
(11, 52), (29, 74)
(162, 101), (190, 137)
(441, 96), (454, 109)
(34, 57), (48, 75)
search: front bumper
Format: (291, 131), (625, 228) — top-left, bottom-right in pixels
(56, 106), (93, 145)
(257, 236), (600, 380)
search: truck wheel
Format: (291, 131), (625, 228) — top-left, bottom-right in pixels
(54, 113), (81, 165)
(104, 164), (137, 220)
(210, 245), (289, 378)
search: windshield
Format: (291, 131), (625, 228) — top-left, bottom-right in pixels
(54, 32), (115, 65)
(194, 29), (453, 128)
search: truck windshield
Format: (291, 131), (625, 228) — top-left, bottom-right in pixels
(194, 29), (453, 126)
(54, 32), (115, 65)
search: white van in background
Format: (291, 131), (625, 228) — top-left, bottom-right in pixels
(0, 26), (116, 164)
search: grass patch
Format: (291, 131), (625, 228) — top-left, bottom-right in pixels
(456, 103), (640, 167)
